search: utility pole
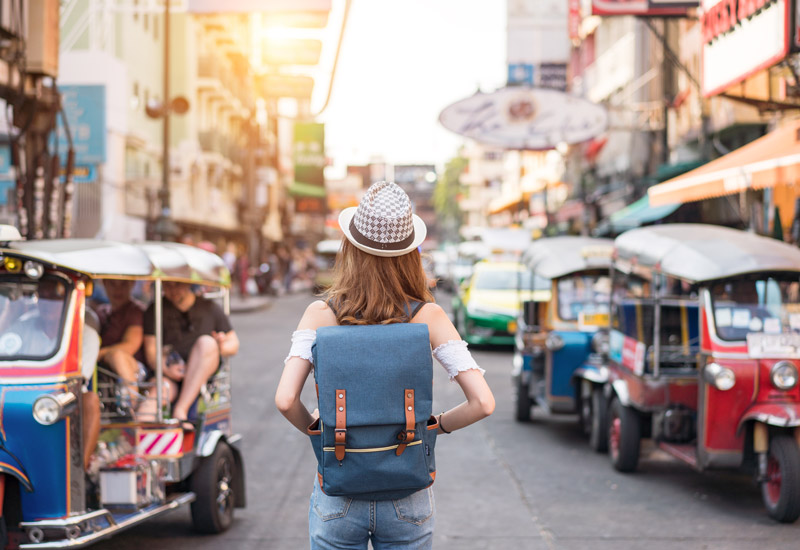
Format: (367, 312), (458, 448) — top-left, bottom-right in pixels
(155, 0), (178, 241)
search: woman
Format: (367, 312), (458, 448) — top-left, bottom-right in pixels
(275, 181), (495, 550)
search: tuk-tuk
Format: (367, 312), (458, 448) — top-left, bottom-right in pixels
(605, 223), (800, 522)
(512, 237), (613, 450)
(0, 227), (246, 548)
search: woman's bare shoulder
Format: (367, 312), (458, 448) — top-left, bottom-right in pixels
(413, 302), (460, 344)
(297, 300), (338, 330)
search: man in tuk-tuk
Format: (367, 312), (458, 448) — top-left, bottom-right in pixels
(138, 281), (239, 424)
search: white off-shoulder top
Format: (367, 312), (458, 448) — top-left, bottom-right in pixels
(285, 329), (485, 381)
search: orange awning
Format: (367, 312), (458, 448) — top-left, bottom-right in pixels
(649, 120), (800, 206)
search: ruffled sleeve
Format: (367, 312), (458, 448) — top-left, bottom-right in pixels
(284, 329), (317, 365)
(432, 339), (486, 381)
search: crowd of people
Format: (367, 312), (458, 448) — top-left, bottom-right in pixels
(180, 235), (322, 297)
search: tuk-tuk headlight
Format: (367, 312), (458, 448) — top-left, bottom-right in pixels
(23, 261), (43, 279)
(703, 363), (736, 391)
(32, 392), (77, 425)
(591, 331), (610, 355)
(771, 361), (798, 391)
(545, 333), (565, 351)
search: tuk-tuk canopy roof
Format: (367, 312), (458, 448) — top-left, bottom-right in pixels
(614, 224), (800, 283)
(522, 236), (614, 279)
(3, 239), (231, 285)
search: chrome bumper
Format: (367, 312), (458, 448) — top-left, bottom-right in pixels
(20, 492), (196, 549)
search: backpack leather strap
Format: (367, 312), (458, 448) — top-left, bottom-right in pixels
(396, 389), (415, 456)
(335, 389), (347, 461)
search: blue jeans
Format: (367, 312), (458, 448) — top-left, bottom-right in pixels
(309, 477), (435, 549)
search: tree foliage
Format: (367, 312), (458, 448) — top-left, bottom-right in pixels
(433, 156), (467, 240)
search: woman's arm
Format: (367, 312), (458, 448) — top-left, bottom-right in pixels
(416, 303), (495, 434)
(275, 301), (336, 433)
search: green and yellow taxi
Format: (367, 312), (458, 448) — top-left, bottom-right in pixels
(452, 260), (550, 346)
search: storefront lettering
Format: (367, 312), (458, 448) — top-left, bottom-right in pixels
(702, 0), (774, 44)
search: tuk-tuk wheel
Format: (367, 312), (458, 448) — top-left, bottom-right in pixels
(608, 396), (640, 473)
(515, 379), (532, 422)
(760, 434), (800, 523)
(191, 442), (236, 534)
(588, 386), (608, 454)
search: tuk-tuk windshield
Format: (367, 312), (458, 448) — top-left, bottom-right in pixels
(0, 277), (69, 359)
(711, 276), (800, 341)
(557, 274), (611, 320)
(476, 270), (548, 291)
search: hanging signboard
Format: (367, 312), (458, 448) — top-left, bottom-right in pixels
(438, 87), (608, 151)
(294, 122), (325, 187)
(507, 64), (534, 86)
(591, 0), (698, 15)
(701, 0), (789, 97)
(188, 0), (330, 13)
(56, 85), (106, 165)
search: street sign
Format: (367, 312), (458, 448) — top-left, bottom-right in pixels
(263, 38), (322, 65)
(260, 74), (314, 99)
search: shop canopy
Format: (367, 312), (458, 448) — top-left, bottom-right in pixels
(593, 194), (680, 236)
(649, 120), (800, 206)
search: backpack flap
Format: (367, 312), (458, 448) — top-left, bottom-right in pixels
(313, 324), (433, 430)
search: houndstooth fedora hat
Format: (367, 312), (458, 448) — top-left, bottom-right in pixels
(338, 181), (427, 257)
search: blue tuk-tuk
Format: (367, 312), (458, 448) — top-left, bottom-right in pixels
(0, 227), (245, 548)
(512, 237), (613, 449)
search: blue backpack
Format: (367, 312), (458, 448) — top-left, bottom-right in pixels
(308, 307), (438, 500)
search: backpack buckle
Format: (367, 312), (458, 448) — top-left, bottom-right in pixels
(397, 429), (415, 442)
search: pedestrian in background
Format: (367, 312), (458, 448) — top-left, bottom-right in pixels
(276, 181), (495, 549)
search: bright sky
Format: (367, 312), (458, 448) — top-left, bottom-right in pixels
(313, 0), (507, 175)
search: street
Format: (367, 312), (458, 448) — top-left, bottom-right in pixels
(92, 291), (800, 550)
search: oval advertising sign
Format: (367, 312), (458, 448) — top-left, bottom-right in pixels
(439, 87), (608, 150)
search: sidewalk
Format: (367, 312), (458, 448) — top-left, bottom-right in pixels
(229, 293), (273, 314)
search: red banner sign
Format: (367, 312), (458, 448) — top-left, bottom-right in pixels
(591, 0), (698, 16)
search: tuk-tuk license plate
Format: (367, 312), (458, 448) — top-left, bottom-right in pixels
(579, 312), (609, 329)
(747, 333), (800, 358)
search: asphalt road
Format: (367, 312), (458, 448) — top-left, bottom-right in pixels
(93, 291), (800, 550)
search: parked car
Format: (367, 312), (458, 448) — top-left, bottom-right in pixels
(512, 237), (613, 445)
(604, 223), (800, 522)
(452, 260), (549, 346)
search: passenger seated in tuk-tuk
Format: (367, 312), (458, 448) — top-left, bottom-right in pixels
(138, 281), (239, 424)
(94, 279), (146, 401)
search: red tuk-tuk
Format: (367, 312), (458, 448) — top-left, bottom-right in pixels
(606, 224), (800, 522)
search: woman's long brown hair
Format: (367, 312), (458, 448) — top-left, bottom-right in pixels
(325, 238), (434, 325)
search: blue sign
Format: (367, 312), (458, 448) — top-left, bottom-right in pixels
(57, 85), (106, 165)
(0, 144), (11, 179)
(508, 64), (534, 86)
(0, 181), (12, 206)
